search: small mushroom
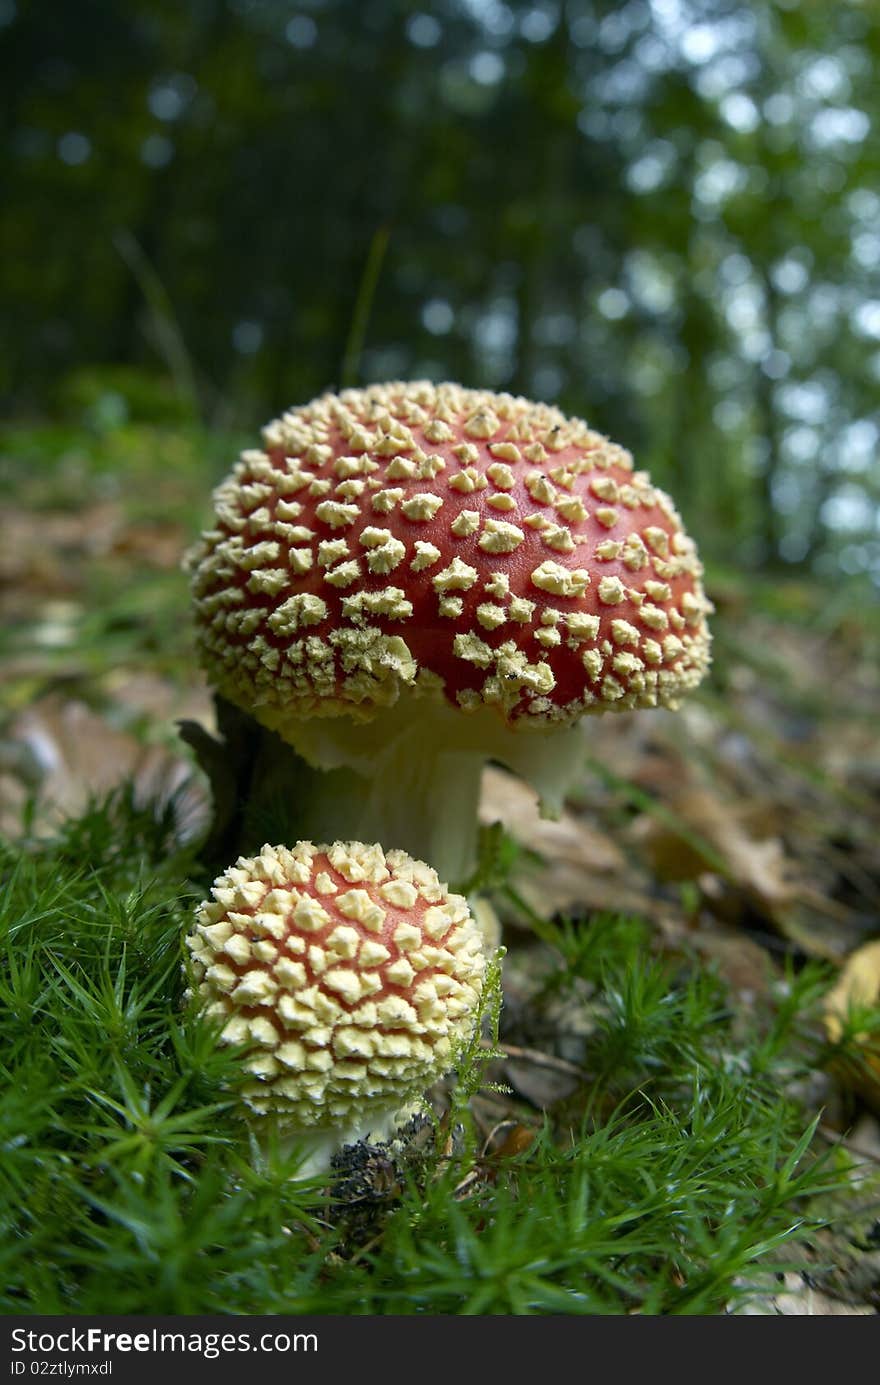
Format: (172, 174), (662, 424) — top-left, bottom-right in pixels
(186, 382), (712, 881)
(184, 840), (487, 1174)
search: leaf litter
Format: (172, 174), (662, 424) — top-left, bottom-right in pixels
(2, 449), (879, 1313)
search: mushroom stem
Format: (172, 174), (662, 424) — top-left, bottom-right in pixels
(254, 1102), (420, 1180)
(262, 696), (586, 886)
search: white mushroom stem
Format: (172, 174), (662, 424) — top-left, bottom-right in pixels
(253, 1101), (421, 1180)
(261, 696), (585, 886)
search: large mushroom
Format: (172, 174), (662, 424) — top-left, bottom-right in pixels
(186, 382), (711, 882)
(185, 839), (487, 1174)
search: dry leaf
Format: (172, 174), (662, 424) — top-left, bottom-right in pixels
(480, 766), (626, 874)
(479, 765), (660, 919)
(824, 940), (880, 1109)
(825, 941), (880, 1042)
(631, 786), (865, 959)
(1, 695), (209, 845)
(502, 1057), (582, 1109)
(733, 1272), (876, 1315)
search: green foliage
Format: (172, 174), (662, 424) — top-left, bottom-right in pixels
(336, 1102), (830, 1315)
(0, 417), (237, 690)
(55, 365), (196, 427)
(0, 792), (859, 1315)
(2, 1), (878, 582)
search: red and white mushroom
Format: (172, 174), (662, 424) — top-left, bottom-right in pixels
(185, 840), (487, 1173)
(187, 382), (712, 880)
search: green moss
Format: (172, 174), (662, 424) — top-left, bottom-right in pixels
(0, 792), (856, 1315)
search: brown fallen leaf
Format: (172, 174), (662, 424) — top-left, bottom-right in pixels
(631, 786), (867, 960)
(479, 765), (661, 920)
(480, 765), (626, 875)
(0, 695), (209, 845)
(732, 1272), (877, 1316)
(683, 924), (776, 1000)
(825, 941), (880, 1038)
(824, 940), (880, 1110)
(482, 1122), (536, 1161)
(499, 1055), (584, 1111)
(0, 504), (124, 596)
(99, 669), (214, 726)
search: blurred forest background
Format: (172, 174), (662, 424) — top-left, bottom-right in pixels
(2, 0), (879, 588)
(3, 0), (880, 1316)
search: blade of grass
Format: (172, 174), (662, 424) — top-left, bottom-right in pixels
(339, 225), (391, 388)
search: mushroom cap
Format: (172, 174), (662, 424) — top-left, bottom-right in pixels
(185, 840), (486, 1130)
(187, 381), (711, 734)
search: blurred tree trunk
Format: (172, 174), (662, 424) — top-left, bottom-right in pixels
(109, 0), (232, 402)
(755, 266), (784, 565)
(513, 0), (576, 397)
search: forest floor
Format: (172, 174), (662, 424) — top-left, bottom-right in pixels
(1, 418), (879, 1315)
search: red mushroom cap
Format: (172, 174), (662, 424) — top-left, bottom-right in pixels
(187, 382), (711, 736)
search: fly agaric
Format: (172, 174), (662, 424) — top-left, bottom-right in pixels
(186, 382), (711, 881)
(185, 840), (486, 1174)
